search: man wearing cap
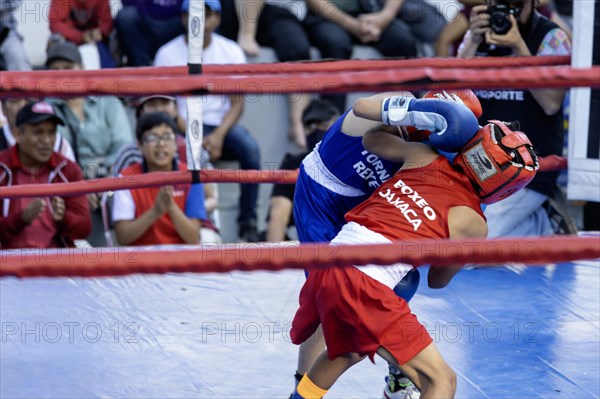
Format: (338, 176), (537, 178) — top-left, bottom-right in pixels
(45, 42), (133, 179)
(45, 42), (133, 247)
(45, 40), (84, 70)
(137, 95), (186, 134)
(1, 98), (75, 160)
(154, 0), (262, 242)
(0, 101), (91, 249)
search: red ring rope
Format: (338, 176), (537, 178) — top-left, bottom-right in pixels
(0, 56), (571, 80)
(2, 66), (598, 98)
(0, 156), (566, 199)
(0, 236), (598, 279)
(0, 170), (298, 199)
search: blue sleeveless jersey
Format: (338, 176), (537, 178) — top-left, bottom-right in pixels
(294, 110), (400, 243)
(318, 111), (399, 194)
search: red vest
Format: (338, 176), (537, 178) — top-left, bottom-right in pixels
(121, 163), (192, 246)
(346, 157), (484, 241)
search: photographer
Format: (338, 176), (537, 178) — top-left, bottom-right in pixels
(457, 0), (572, 238)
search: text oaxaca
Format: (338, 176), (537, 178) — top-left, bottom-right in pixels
(378, 179), (437, 231)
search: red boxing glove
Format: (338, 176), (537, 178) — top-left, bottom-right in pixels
(423, 89), (483, 118)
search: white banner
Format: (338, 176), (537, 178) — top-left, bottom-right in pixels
(186, 0), (205, 170)
(567, 0), (599, 201)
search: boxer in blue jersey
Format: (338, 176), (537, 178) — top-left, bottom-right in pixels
(292, 90), (482, 398)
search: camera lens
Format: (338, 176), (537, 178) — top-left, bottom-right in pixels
(490, 11), (511, 34)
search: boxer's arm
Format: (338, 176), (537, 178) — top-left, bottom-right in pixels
(428, 206), (488, 288)
(355, 97), (479, 150)
(362, 126), (438, 165)
(353, 95), (409, 123)
(341, 91), (414, 137)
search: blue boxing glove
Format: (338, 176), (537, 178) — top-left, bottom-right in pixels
(381, 97), (480, 152)
(393, 269), (421, 302)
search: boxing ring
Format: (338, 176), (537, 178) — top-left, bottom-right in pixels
(2, 50), (600, 398)
(1, 255), (598, 397)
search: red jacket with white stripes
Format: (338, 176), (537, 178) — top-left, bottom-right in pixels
(0, 146), (91, 249)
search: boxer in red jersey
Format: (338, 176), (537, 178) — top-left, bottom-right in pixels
(290, 120), (539, 399)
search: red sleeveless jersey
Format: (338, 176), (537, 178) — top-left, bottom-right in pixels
(121, 162), (192, 246)
(346, 156), (484, 240)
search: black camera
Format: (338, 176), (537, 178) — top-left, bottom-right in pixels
(487, 2), (522, 35)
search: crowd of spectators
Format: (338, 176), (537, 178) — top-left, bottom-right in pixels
(1, 0), (595, 252)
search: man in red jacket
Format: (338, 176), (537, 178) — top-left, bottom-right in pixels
(0, 101), (91, 249)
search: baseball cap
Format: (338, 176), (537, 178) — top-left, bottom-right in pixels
(46, 42), (82, 67)
(302, 100), (340, 126)
(182, 0), (221, 13)
(16, 101), (64, 127)
(137, 95), (177, 108)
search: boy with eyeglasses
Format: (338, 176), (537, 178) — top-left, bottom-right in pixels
(111, 112), (215, 246)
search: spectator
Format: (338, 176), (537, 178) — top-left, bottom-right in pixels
(1, 98), (75, 160)
(220, 0), (312, 148)
(115, 0), (185, 66)
(0, 0), (31, 70)
(137, 95), (186, 134)
(265, 99), (339, 242)
(0, 101), (91, 249)
(457, 0), (572, 237)
(154, 0), (262, 243)
(435, 0), (484, 57)
(48, 0), (115, 68)
(111, 95), (220, 239)
(304, 0), (446, 111)
(111, 112), (216, 246)
(114, 96), (188, 174)
(46, 43), (133, 177)
(45, 42), (134, 246)
(435, 0), (570, 57)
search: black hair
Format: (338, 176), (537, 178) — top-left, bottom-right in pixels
(136, 112), (178, 142)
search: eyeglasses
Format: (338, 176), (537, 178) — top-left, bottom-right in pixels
(142, 132), (176, 144)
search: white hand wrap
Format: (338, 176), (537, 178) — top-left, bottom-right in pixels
(381, 96), (412, 126)
(382, 97), (448, 133)
(409, 112), (448, 134)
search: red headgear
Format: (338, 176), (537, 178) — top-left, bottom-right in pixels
(423, 89), (483, 118)
(453, 120), (539, 204)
